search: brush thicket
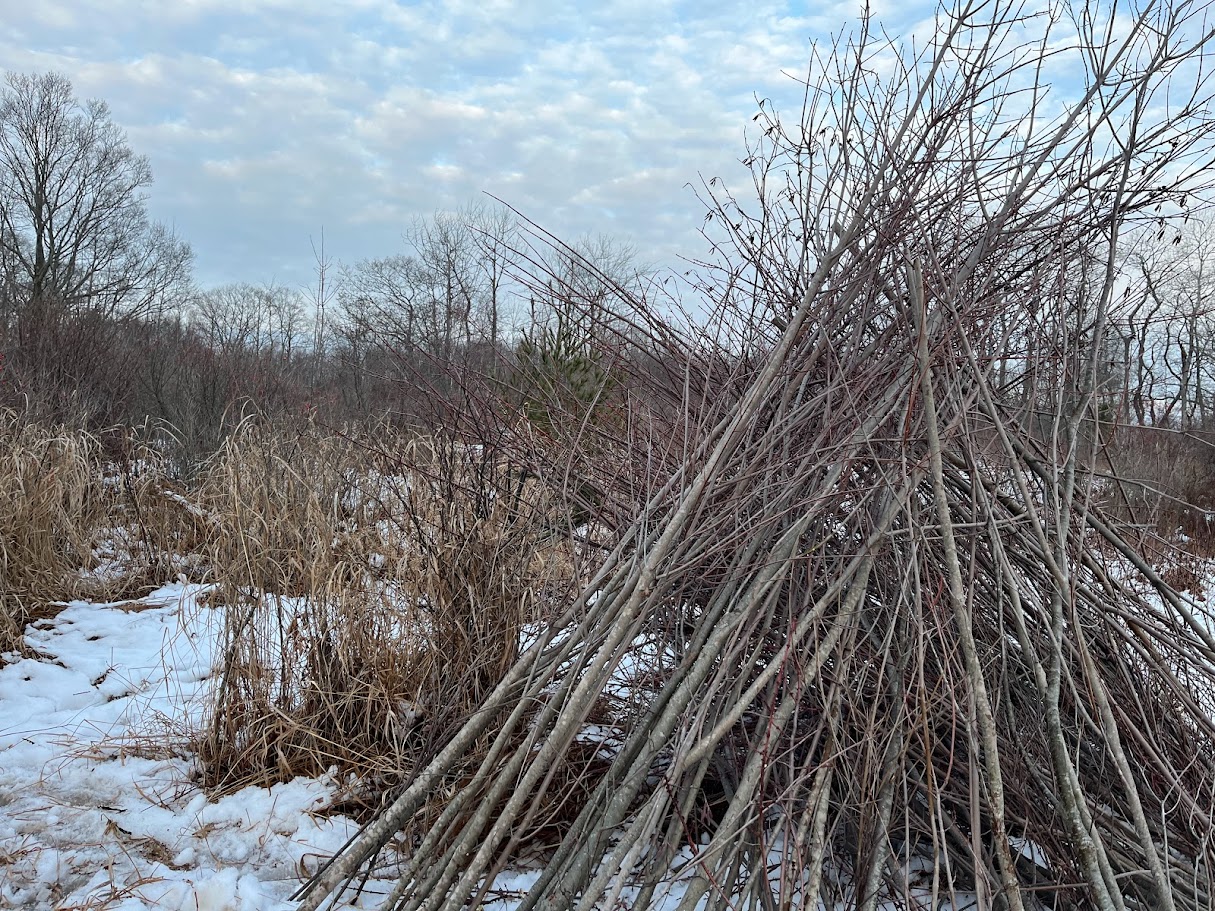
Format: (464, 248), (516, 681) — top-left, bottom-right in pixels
(198, 420), (581, 816)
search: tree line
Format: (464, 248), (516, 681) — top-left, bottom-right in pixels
(2, 69), (1214, 492)
(0, 71), (650, 464)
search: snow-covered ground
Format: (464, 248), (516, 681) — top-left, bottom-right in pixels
(0, 584), (706, 910)
(0, 584), (373, 910)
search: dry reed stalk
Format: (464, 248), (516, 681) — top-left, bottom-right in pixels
(0, 410), (207, 659)
(0, 411), (103, 653)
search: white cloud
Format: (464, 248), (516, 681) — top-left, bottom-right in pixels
(1, 0), (893, 288)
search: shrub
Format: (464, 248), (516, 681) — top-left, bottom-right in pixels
(198, 421), (582, 816)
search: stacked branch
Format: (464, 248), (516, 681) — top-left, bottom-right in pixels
(297, 2), (1215, 909)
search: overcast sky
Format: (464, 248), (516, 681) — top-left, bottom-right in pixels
(0, 0), (946, 291)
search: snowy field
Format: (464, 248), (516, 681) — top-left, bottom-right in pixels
(0, 586), (673, 910)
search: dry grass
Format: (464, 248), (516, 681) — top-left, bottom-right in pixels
(0, 411), (206, 659)
(0, 410), (107, 653)
(0, 406), (595, 844)
(198, 420), (585, 823)
(1103, 423), (1215, 553)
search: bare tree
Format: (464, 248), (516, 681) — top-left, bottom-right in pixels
(0, 71), (191, 321)
(337, 252), (430, 392)
(1118, 220), (1215, 428)
(465, 200), (521, 349)
(0, 71), (191, 423)
(307, 228), (336, 395)
(191, 283), (304, 360)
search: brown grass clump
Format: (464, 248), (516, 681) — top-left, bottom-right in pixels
(0, 411), (107, 654)
(195, 419), (390, 600)
(0, 412), (207, 659)
(198, 421), (583, 820)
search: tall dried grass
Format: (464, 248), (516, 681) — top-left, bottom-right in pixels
(199, 420), (583, 818)
(0, 412), (205, 658)
(0, 411), (107, 654)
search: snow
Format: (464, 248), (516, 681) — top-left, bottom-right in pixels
(0, 584), (367, 910)
(1009, 836), (1051, 872)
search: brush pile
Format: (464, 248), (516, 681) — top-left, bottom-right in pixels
(295, 3), (1215, 909)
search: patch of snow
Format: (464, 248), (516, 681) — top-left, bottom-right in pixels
(0, 584), (366, 910)
(1010, 835), (1052, 870)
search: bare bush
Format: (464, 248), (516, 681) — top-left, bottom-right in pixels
(198, 420), (587, 819)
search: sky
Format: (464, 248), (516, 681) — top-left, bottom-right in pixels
(0, 0), (938, 292)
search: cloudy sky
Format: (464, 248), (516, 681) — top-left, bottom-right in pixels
(0, 0), (943, 290)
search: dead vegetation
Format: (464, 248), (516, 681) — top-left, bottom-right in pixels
(197, 419), (593, 819)
(6, 3), (1215, 910)
(0, 412), (106, 652)
(293, 3), (1215, 910)
(0, 411), (197, 657)
(1102, 423), (1215, 554)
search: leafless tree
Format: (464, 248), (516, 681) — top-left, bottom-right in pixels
(0, 71), (191, 422)
(465, 200), (521, 348)
(307, 228), (336, 395)
(339, 206), (524, 362)
(190, 283), (306, 363)
(1117, 220), (1215, 428)
(0, 71), (191, 323)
